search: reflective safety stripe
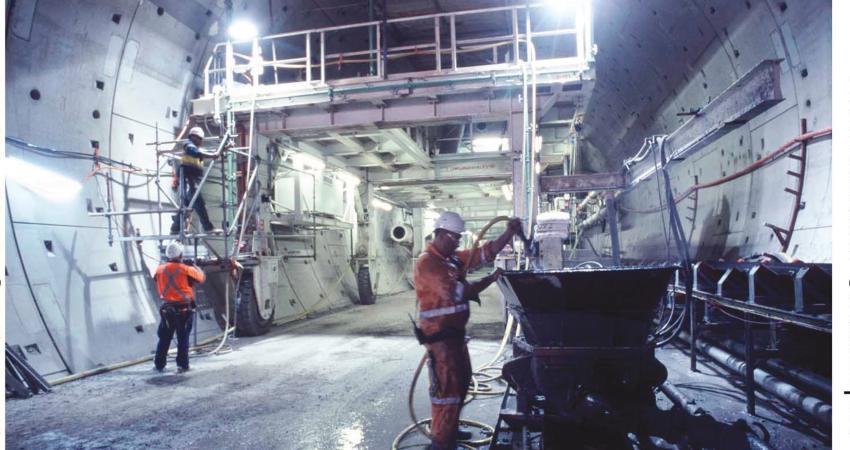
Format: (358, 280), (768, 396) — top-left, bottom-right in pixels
(162, 266), (192, 303)
(430, 396), (461, 405)
(419, 303), (469, 319)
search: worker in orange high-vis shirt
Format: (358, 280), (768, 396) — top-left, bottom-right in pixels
(414, 212), (521, 450)
(153, 241), (206, 373)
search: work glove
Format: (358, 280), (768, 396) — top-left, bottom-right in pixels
(507, 217), (523, 235)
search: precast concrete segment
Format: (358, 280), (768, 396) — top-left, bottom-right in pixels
(582, 1), (831, 263)
(5, 0), (224, 377)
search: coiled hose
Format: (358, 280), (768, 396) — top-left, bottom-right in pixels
(392, 216), (516, 449)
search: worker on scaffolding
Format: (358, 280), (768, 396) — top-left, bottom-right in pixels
(170, 126), (220, 235)
(153, 241), (205, 373)
(413, 212), (521, 450)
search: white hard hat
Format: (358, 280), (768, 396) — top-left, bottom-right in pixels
(188, 126), (205, 140)
(165, 241), (184, 260)
(434, 211), (465, 235)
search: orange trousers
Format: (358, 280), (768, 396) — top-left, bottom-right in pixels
(425, 338), (472, 450)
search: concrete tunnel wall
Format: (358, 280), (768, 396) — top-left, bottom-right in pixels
(4, 0), (361, 379)
(5, 0), (228, 379)
(582, 0), (831, 263)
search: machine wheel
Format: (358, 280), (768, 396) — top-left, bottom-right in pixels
(357, 266), (375, 305)
(234, 271), (273, 336)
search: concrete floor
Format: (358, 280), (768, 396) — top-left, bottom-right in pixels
(5, 285), (830, 449)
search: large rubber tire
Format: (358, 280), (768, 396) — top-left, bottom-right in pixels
(234, 272), (273, 336)
(357, 266), (375, 305)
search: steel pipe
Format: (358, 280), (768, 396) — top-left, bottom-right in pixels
(660, 380), (704, 417)
(683, 332), (831, 426)
(705, 335), (831, 400)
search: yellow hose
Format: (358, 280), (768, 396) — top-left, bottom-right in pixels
(50, 327), (235, 386)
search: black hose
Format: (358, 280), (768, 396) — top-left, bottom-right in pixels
(652, 137), (693, 348)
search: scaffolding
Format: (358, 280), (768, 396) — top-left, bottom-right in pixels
(90, 1), (595, 264)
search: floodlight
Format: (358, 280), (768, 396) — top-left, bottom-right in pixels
(228, 20), (258, 41)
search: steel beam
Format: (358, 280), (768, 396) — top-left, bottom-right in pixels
(344, 153), (396, 168)
(369, 153), (512, 183)
(627, 60), (783, 184)
(256, 94), (523, 133)
(194, 68), (586, 116)
(294, 140), (349, 169)
(673, 287), (831, 333)
(539, 172), (625, 193)
(382, 128), (433, 168)
(373, 173), (510, 188)
(327, 132), (369, 154)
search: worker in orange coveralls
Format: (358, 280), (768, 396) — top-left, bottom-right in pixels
(153, 241), (205, 373)
(414, 211), (521, 450)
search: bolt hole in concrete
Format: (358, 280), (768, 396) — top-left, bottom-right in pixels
(43, 240), (55, 257)
(30, 88), (40, 100)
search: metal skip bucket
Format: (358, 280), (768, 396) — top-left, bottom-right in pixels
(496, 266), (676, 441)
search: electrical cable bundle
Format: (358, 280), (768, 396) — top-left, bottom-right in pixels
(648, 136), (693, 347)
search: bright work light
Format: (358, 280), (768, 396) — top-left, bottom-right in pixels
(228, 20), (258, 41)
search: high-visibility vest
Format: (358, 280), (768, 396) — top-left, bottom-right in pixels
(155, 262), (205, 302)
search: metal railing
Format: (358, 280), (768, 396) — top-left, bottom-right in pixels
(202, 2), (594, 96)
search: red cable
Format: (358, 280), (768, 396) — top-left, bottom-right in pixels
(620, 128), (832, 214)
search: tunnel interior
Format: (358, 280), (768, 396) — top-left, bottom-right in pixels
(3, 0), (836, 449)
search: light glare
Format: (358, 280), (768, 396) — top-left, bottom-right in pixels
(291, 152), (326, 172)
(471, 137), (508, 152)
(371, 198), (393, 212)
(228, 20), (258, 41)
(5, 156), (82, 201)
(501, 184), (513, 201)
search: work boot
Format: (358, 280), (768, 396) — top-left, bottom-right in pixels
(456, 429), (474, 441)
(177, 366), (190, 373)
(204, 227), (223, 235)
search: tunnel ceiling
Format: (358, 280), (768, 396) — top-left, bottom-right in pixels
(194, 0), (774, 175)
(583, 0), (753, 173)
